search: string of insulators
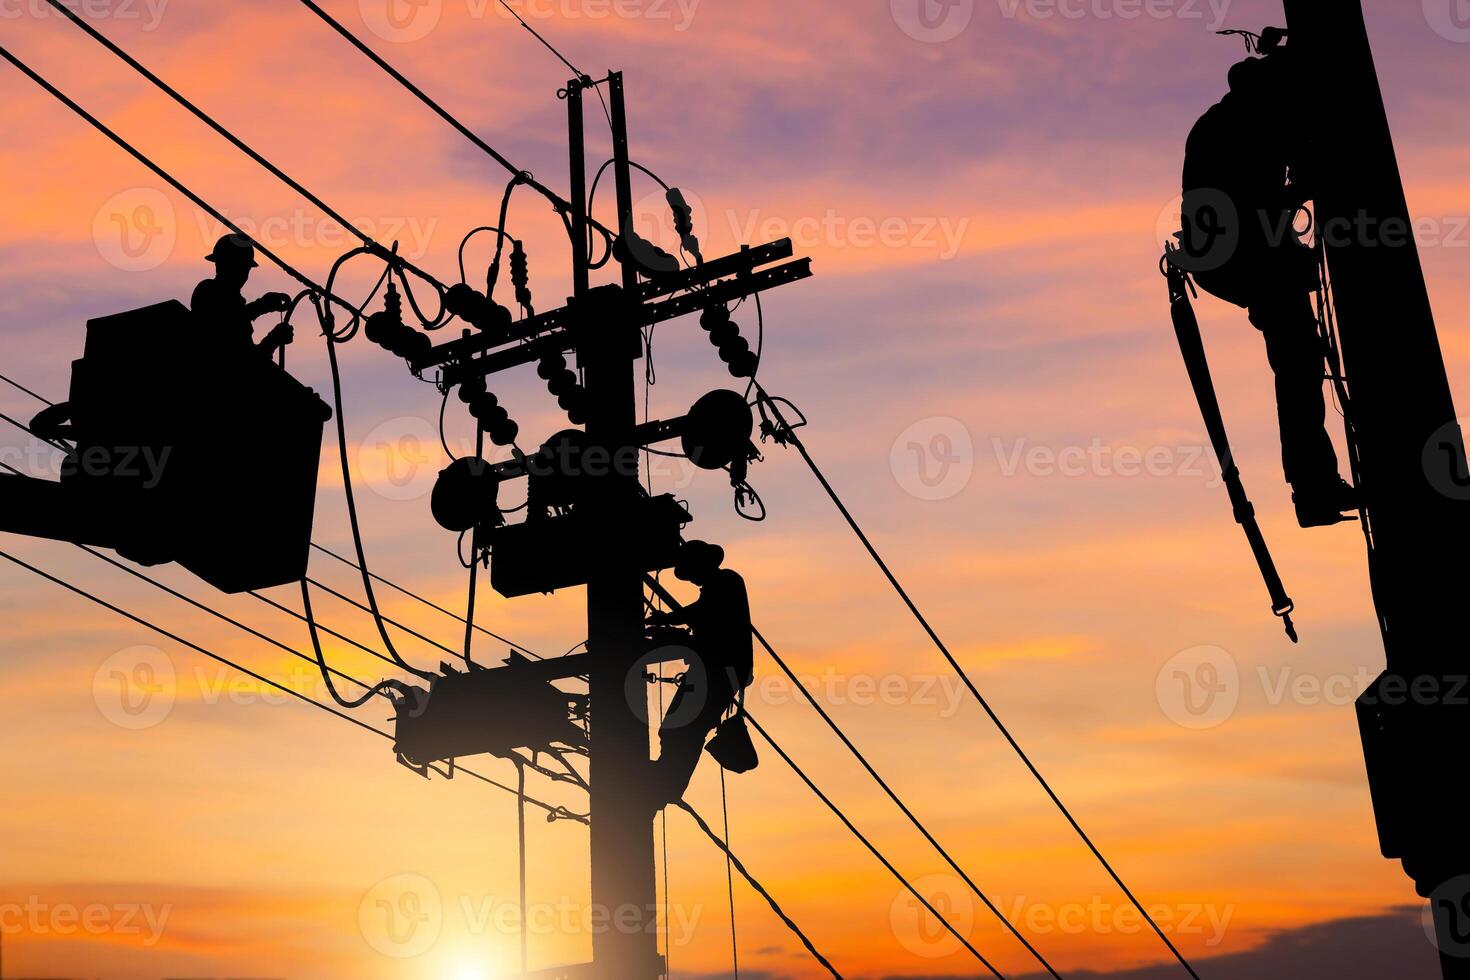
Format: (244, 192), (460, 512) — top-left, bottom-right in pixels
(537, 352), (590, 426)
(667, 188), (702, 264)
(445, 282), (514, 339)
(365, 281), (431, 359)
(510, 240), (534, 316)
(700, 304), (759, 378)
(458, 376), (520, 447)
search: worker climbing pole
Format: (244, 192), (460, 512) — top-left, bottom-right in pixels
(1166, 4), (1470, 976)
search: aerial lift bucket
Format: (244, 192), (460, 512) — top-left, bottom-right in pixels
(3, 300), (331, 593)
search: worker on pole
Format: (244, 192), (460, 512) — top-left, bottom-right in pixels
(1171, 28), (1355, 528)
(191, 234), (294, 357)
(648, 540), (754, 805)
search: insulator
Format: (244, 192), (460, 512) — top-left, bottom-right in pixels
(459, 377), (487, 403)
(469, 392), (500, 420)
(548, 369), (578, 397)
(718, 337), (751, 363)
(537, 353), (567, 380)
(708, 322), (740, 346)
(667, 188), (702, 264)
(700, 306), (730, 331)
(728, 350), (760, 378)
(510, 240), (533, 313)
(490, 419), (520, 447)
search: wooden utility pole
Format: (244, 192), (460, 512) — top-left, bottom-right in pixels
(578, 70), (664, 979)
(1283, 2), (1470, 975)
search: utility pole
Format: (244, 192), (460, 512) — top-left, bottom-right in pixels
(578, 70), (662, 979)
(398, 69), (812, 979)
(1282, 3), (1470, 975)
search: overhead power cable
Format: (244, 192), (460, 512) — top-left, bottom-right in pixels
(311, 542), (543, 660)
(743, 711), (1007, 980)
(0, 44), (358, 318)
(37, 0), (446, 292)
(753, 628), (1063, 977)
(0, 371), (544, 666)
(0, 545), (579, 819)
(643, 573), (1061, 978)
(291, 0), (616, 241)
(676, 801), (843, 980)
(754, 388), (1201, 980)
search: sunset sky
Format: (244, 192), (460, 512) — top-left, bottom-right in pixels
(2, 0), (1468, 977)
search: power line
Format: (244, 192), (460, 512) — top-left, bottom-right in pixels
(0, 455), (390, 702)
(0, 44), (356, 316)
(676, 801), (843, 980)
(751, 627), (1064, 978)
(0, 544), (578, 819)
(290, 0), (616, 242)
(645, 572), (1062, 977)
(755, 390), (1202, 980)
(36, 0), (446, 292)
(310, 542), (544, 660)
(0, 371), (545, 666)
(743, 711), (1007, 980)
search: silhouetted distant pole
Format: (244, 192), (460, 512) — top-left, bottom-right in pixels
(1285, 2), (1470, 975)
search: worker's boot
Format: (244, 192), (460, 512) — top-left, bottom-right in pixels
(1292, 477), (1358, 528)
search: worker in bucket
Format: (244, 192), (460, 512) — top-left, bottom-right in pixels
(1171, 29), (1356, 528)
(191, 234), (295, 358)
(648, 540), (755, 805)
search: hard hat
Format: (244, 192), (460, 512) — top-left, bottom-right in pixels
(205, 233), (259, 268)
(675, 540), (725, 581)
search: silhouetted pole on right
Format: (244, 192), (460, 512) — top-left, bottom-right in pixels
(1284, 2), (1470, 974)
